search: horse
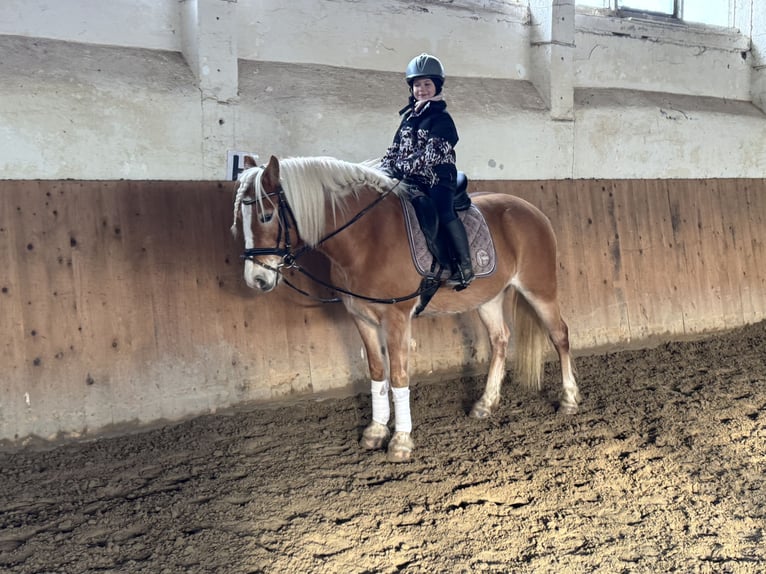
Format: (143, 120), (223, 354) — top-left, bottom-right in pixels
(231, 155), (580, 463)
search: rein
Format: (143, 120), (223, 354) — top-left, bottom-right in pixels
(240, 181), (439, 306)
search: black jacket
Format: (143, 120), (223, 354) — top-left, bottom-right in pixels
(380, 99), (459, 196)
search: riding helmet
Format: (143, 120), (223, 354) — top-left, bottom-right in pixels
(405, 53), (445, 93)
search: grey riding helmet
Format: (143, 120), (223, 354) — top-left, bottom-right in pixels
(405, 53), (445, 93)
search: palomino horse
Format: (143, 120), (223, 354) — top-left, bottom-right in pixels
(231, 155), (580, 462)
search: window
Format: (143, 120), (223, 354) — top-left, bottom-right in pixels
(681, 2), (731, 26)
(575, 0), (732, 27)
(618, 1), (675, 17)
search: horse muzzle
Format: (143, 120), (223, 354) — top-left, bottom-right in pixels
(243, 259), (280, 293)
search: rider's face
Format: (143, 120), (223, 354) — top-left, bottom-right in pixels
(412, 78), (436, 101)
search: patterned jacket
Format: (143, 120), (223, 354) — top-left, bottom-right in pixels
(380, 99), (459, 196)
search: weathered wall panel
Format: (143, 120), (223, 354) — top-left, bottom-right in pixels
(1, 178), (765, 443)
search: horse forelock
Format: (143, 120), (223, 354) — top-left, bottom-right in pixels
(278, 157), (398, 246)
(231, 166), (265, 237)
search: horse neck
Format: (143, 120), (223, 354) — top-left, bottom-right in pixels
(316, 187), (395, 268)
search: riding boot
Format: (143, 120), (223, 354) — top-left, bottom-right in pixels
(443, 218), (475, 290)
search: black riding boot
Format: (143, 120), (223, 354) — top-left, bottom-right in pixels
(443, 219), (475, 290)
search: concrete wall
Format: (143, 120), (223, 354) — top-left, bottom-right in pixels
(0, 0), (180, 51)
(0, 0), (764, 180)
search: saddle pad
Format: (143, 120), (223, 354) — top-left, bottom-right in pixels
(400, 195), (497, 280)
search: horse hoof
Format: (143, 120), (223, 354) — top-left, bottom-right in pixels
(558, 403), (579, 415)
(469, 399), (494, 419)
(360, 421), (390, 450)
(386, 431), (414, 463)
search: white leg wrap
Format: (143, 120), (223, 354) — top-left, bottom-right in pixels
(391, 386), (412, 433)
(371, 379), (390, 425)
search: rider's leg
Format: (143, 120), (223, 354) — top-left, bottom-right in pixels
(431, 186), (474, 289)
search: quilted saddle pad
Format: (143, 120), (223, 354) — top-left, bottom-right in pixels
(400, 195), (497, 280)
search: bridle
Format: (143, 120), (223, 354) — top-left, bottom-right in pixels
(240, 186), (302, 271)
(238, 179), (440, 306)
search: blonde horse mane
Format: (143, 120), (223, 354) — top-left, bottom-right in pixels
(232, 156), (398, 245)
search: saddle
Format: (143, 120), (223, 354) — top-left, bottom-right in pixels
(401, 172), (497, 281)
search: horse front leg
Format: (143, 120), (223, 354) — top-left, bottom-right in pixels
(383, 309), (415, 463)
(352, 316), (392, 451)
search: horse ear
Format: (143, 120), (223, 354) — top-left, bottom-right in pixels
(262, 155), (281, 192)
(243, 154), (257, 169)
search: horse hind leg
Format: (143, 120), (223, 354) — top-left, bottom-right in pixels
(515, 289), (580, 414)
(470, 292), (511, 419)
(552, 320), (580, 414)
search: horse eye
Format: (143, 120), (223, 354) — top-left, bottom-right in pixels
(259, 212), (274, 224)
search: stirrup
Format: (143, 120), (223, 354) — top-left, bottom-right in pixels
(445, 267), (475, 290)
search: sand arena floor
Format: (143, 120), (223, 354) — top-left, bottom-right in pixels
(1, 322), (764, 573)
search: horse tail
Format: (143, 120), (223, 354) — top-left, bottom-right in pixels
(510, 289), (549, 391)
